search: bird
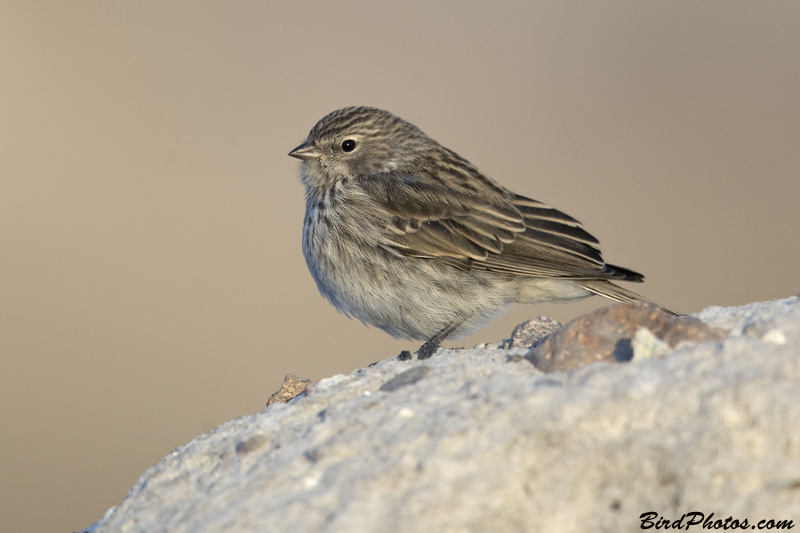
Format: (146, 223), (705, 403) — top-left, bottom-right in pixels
(289, 106), (678, 359)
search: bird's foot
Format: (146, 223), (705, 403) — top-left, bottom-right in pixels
(415, 338), (441, 360)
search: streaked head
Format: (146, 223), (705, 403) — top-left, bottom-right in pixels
(289, 107), (431, 187)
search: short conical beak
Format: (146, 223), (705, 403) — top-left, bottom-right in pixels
(288, 140), (322, 161)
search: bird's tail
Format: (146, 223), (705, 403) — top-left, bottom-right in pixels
(577, 279), (681, 316)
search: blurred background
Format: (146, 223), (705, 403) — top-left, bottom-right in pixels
(2, 2), (798, 531)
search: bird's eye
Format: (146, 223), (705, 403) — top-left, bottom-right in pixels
(341, 139), (357, 152)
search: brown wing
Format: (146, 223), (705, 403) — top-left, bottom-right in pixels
(480, 195), (643, 281)
(358, 174), (524, 259)
(360, 174), (642, 281)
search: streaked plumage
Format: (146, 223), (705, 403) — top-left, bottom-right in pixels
(290, 107), (678, 358)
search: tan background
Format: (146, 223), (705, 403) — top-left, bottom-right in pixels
(2, 2), (798, 531)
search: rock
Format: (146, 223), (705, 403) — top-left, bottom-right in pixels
(265, 374), (313, 407)
(526, 301), (727, 372)
(81, 297), (800, 533)
(501, 315), (562, 349)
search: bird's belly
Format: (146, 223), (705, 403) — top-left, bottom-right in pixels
(302, 221), (514, 341)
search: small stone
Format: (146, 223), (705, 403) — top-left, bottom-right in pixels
(502, 316), (563, 349)
(265, 374), (313, 407)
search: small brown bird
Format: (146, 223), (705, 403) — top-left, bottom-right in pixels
(290, 107), (678, 358)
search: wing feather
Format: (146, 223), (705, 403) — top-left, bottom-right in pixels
(359, 174), (643, 282)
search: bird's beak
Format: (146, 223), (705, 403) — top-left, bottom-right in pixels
(288, 140), (322, 161)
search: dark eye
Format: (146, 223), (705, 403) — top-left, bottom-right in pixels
(341, 139), (357, 152)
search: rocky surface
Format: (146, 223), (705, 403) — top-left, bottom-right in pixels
(81, 297), (800, 533)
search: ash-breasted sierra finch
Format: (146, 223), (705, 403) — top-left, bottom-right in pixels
(289, 107), (678, 359)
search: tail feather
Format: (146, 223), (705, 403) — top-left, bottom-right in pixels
(577, 279), (681, 316)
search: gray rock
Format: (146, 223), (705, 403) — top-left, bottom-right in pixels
(501, 315), (563, 349)
(82, 297), (800, 533)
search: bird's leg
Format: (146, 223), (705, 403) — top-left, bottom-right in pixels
(415, 318), (465, 360)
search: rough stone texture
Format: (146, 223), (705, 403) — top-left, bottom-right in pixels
(527, 301), (727, 372)
(265, 374), (314, 407)
(501, 315), (563, 349)
(82, 297), (800, 533)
